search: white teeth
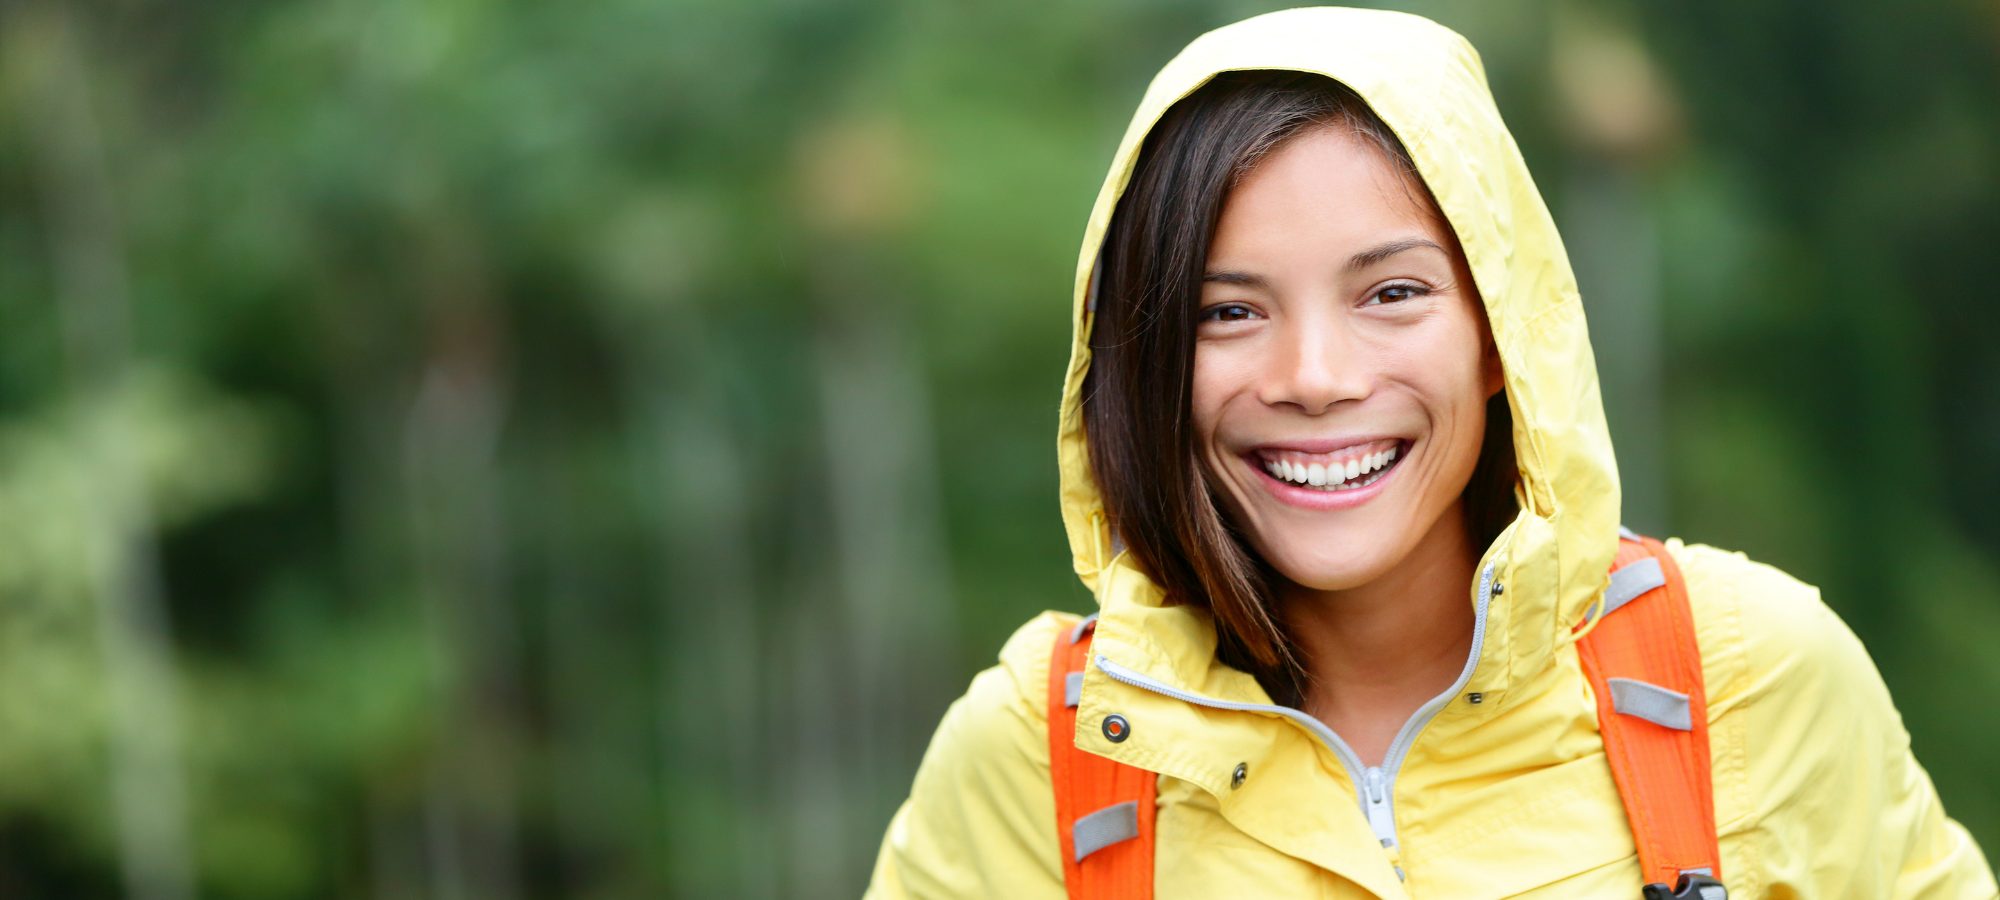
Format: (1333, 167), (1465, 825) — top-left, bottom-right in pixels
(1261, 443), (1404, 491)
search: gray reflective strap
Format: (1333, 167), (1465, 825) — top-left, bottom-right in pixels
(1681, 867), (1715, 877)
(1618, 525), (1641, 542)
(1072, 800), (1140, 862)
(1607, 677), (1692, 731)
(1068, 613), (1100, 646)
(1601, 557), (1666, 619)
(1064, 672), (1083, 708)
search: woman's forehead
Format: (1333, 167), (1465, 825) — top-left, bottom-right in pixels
(1207, 126), (1456, 274)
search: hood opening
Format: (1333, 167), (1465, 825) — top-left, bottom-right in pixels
(1057, 7), (1621, 699)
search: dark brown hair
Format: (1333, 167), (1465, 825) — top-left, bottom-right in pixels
(1082, 70), (1518, 706)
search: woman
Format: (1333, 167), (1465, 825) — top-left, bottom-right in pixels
(868, 8), (1994, 897)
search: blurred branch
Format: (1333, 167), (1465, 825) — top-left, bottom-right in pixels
(400, 222), (522, 900)
(14, 5), (193, 899)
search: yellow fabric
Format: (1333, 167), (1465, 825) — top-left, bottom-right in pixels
(868, 7), (1996, 897)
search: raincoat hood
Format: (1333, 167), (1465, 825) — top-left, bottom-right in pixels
(1059, 6), (1618, 703)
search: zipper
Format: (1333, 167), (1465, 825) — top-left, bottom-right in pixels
(1367, 561), (1497, 841)
(1091, 561), (1497, 854)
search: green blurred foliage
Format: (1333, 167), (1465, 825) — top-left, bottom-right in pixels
(0, 0), (1994, 897)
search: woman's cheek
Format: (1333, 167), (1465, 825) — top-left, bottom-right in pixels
(1191, 344), (1251, 425)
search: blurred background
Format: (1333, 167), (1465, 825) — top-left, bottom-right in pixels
(1, 0), (1995, 896)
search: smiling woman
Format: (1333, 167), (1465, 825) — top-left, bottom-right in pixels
(868, 7), (1994, 899)
(1194, 119), (1504, 764)
(1084, 73), (1517, 725)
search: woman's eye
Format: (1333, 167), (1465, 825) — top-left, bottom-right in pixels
(1200, 303), (1258, 322)
(1364, 283), (1430, 306)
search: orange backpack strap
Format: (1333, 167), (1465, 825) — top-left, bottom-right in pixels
(1047, 614), (1156, 900)
(1576, 532), (1728, 899)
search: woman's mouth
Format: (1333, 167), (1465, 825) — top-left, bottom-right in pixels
(1253, 439), (1407, 492)
(1240, 440), (1416, 510)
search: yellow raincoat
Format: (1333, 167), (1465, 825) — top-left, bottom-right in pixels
(868, 8), (1996, 897)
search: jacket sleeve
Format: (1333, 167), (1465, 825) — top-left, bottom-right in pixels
(865, 613), (1071, 899)
(1682, 543), (1998, 898)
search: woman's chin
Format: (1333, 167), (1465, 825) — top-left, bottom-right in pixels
(1261, 546), (1391, 594)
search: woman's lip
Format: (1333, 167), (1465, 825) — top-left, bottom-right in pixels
(1252, 435), (1404, 456)
(1244, 442), (1408, 511)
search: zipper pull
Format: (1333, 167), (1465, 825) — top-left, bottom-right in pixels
(1362, 766), (1397, 849)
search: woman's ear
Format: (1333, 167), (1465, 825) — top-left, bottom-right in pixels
(1480, 321), (1505, 399)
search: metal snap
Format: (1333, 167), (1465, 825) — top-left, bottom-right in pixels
(1491, 581), (1505, 596)
(1467, 692), (1485, 705)
(1101, 714), (1130, 743)
(1230, 762), (1248, 789)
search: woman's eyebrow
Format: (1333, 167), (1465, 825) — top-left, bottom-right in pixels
(1346, 237), (1444, 271)
(1202, 238), (1446, 286)
(1200, 239), (1440, 284)
(1201, 270), (1266, 287)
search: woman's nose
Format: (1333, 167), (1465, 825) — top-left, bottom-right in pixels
(1259, 319), (1372, 415)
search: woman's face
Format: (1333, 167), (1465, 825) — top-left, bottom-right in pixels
(1193, 125), (1500, 593)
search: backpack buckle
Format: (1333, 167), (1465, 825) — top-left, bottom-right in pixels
(1643, 873), (1727, 900)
